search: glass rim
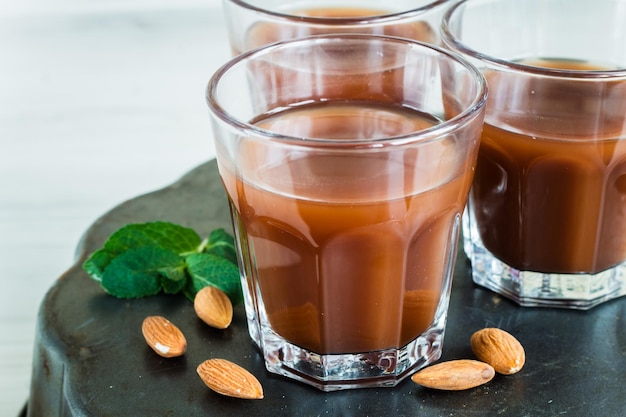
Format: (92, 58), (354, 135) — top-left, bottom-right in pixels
(226, 0), (451, 25)
(441, 0), (626, 79)
(206, 34), (488, 148)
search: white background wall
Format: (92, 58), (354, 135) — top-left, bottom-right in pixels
(0, 0), (228, 414)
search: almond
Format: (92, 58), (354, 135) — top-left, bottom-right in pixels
(141, 316), (187, 358)
(470, 328), (525, 375)
(411, 359), (495, 390)
(197, 358), (264, 400)
(194, 286), (233, 329)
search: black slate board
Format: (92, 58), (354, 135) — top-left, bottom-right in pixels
(25, 159), (626, 416)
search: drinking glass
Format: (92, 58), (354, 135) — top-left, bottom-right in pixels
(222, 0), (453, 54)
(207, 34), (487, 390)
(442, 0), (626, 309)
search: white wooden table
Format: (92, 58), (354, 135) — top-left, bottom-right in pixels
(0, 1), (226, 414)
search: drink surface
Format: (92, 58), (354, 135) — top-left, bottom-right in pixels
(221, 102), (472, 354)
(473, 58), (626, 273)
(293, 7), (390, 18)
(520, 58), (615, 71)
(240, 6), (436, 54)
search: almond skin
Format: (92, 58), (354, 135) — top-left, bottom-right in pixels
(141, 316), (187, 358)
(194, 286), (233, 329)
(471, 328), (525, 375)
(197, 358), (263, 400)
(411, 359), (495, 390)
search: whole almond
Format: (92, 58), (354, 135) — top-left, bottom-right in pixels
(141, 315), (187, 358)
(411, 359), (495, 390)
(470, 328), (525, 375)
(194, 286), (233, 329)
(197, 358), (263, 400)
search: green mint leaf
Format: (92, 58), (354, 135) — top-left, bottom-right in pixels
(105, 221), (202, 253)
(184, 252), (243, 304)
(158, 264), (187, 282)
(83, 249), (115, 282)
(82, 221), (243, 304)
(204, 228), (238, 265)
(160, 275), (187, 294)
(84, 221), (202, 274)
(158, 264), (187, 294)
(100, 245), (185, 298)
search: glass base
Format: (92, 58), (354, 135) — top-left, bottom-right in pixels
(463, 211), (626, 310)
(255, 324), (445, 392)
(241, 291), (447, 391)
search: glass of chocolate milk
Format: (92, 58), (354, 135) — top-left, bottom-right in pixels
(442, 0), (626, 309)
(206, 35), (487, 390)
(222, 0), (453, 54)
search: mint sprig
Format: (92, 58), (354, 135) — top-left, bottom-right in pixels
(82, 222), (242, 304)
